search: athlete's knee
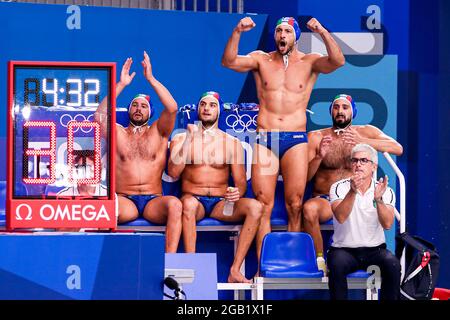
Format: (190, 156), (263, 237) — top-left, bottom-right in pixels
(246, 200), (263, 221)
(285, 197), (303, 215)
(285, 191), (305, 205)
(303, 201), (320, 223)
(254, 192), (274, 211)
(181, 197), (198, 219)
(167, 197), (182, 218)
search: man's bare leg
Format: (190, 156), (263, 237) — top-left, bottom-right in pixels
(211, 198), (262, 283)
(251, 143), (279, 267)
(117, 195), (139, 223)
(143, 196), (182, 253)
(180, 195), (205, 253)
(303, 198), (333, 255)
(280, 143), (308, 232)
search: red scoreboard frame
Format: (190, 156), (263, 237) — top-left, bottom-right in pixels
(7, 61), (117, 230)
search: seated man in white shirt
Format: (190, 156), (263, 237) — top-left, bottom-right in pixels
(328, 143), (400, 300)
(58, 150), (107, 197)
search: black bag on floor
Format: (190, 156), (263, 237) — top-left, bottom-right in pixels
(395, 232), (440, 300)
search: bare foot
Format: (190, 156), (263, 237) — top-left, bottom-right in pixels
(228, 269), (252, 284)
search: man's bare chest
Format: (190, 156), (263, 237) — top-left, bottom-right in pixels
(321, 139), (353, 170)
(258, 60), (313, 91)
(117, 133), (165, 162)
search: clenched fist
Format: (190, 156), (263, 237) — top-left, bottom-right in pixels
(236, 17), (256, 33)
(307, 18), (326, 34)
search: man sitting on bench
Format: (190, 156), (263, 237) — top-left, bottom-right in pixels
(328, 143), (401, 300)
(304, 94), (403, 274)
(168, 91), (262, 283)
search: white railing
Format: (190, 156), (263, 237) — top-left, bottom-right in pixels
(382, 152), (406, 279)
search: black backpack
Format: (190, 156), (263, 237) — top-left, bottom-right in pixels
(395, 232), (440, 300)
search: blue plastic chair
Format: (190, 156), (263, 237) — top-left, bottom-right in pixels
(260, 232), (324, 278)
(253, 232), (379, 300)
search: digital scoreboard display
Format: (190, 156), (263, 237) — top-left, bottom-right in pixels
(7, 61), (117, 230)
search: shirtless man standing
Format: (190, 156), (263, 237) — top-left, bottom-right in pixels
(304, 94), (403, 273)
(222, 16), (345, 260)
(168, 91), (262, 283)
(95, 52), (182, 253)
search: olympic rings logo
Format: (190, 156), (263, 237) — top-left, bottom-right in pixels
(60, 114), (95, 133)
(225, 113), (258, 133)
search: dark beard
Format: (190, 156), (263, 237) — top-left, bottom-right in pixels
(129, 115), (148, 127)
(332, 117), (352, 129)
(199, 114), (218, 128)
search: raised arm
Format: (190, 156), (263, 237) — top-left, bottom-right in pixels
(141, 51), (178, 138)
(94, 57), (135, 136)
(167, 124), (197, 179)
(221, 17), (259, 73)
(308, 18), (345, 74)
(342, 125), (403, 156)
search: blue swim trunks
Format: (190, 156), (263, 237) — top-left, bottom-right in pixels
(315, 194), (330, 201)
(194, 195), (224, 216)
(126, 194), (160, 216)
(255, 131), (308, 159)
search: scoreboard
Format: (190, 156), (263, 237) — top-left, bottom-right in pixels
(7, 61), (117, 230)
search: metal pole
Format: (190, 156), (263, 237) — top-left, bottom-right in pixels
(237, 0), (244, 13)
(383, 152), (407, 280)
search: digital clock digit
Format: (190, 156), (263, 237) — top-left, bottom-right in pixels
(22, 119), (101, 185)
(23, 77), (100, 107)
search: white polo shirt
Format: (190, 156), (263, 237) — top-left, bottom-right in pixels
(329, 178), (396, 248)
